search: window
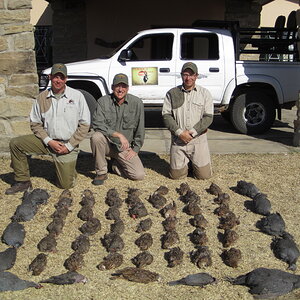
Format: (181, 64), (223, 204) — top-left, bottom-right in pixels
(181, 33), (219, 60)
(127, 34), (174, 61)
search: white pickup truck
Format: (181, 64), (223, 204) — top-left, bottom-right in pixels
(39, 21), (300, 134)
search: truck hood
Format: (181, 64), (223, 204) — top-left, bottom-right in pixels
(42, 58), (109, 77)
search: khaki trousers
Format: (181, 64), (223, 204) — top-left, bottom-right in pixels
(90, 131), (145, 180)
(169, 133), (212, 180)
(9, 134), (79, 189)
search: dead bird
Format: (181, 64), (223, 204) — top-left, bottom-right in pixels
(55, 196), (73, 209)
(256, 212), (286, 237)
(81, 189), (94, 199)
(222, 247), (242, 268)
(128, 201), (148, 219)
(40, 271), (87, 285)
(206, 183), (222, 196)
(71, 234), (90, 254)
(132, 251), (154, 268)
(168, 272), (217, 287)
(136, 218), (152, 233)
(46, 217), (65, 236)
(191, 246), (212, 268)
(79, 190), (95, 207)
(176, 182), (190, 196)
(180, 190), (201, 204)
(28, 253), (47, 276)
(105, 206), (120, 220)
(135, 233), (153, 251)
(125, 188), (143, 206)
(101, 233), (125, 252)
(183, 202), (202, 216)
(0, 271), (41, 291)
(227, 267), (300, 299)
(22, 188), (50, 206)
(105, 189), (123, 208)
(110, 219), (125, 235)
(2, 221), (25, 248)
(11, 201), (38, 222)
(189, 228), (208, 246)
(213, 193), (230, 206)
(190, 214), (208, 229)
(51, 207), (70, 220)
(214, 203), (230, 217)
(162, 217), (177, 232)
(234, 180), (260, 199)
(64, 252), (84, 271)
(97, 252), (124, 270)
(252, 193), (272, 216)
(0, 247), (17, 272)
(164, 247), (184, 268)
(161, 230), (179, 249)
(148, 193), (167, 209)
(222, 229), (239, 248)
(155, 185), (169, 196)
(271, 232), (300, 271)
(37, 232), (57, 252)
(218, 211), (240, 230)
(106, 188), (120, 200)
(77, 205), (94, 221)
(79, 217), (101, 235)
(111, 267), (161, 283)
(160, 201), (177, 218)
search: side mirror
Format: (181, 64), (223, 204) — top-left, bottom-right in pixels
(118, 49), (135, 62)
(118, 49), (130, 62)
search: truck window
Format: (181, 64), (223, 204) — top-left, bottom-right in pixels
(127, 34), (174, 61)
(181, 33), (219, 60)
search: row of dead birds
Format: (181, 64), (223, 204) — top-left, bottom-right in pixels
(234, 180), (300, 271)
(1, 184), (300, 298)
(207, 183), (242, 268)
(0, 189), (87, 292)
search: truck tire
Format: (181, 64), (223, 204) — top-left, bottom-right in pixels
(230, 91), (276, 135)
(77, 89), (98, 124)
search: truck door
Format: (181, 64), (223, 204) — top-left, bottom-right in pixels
(109, 33), (176, 106)
(175, 32), (225, 104)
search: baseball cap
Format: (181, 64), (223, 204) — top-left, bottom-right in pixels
(181, 62), (198, 74)
(113, 73), (129, 86)
(51, 63), (67, 77)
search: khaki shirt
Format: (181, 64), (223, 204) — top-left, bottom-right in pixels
(162, 84), (214, 138)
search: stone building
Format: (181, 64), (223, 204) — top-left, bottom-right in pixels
(0, 0), (299, 153)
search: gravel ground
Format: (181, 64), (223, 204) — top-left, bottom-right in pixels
(0, 152), (300, 300)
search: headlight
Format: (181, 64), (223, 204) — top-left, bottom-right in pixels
(39, 74), (49, 91)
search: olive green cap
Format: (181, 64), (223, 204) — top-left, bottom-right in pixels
(51, 63), (67, 77)
(113, 73), (129, 86)
(181, 62), (198, 74)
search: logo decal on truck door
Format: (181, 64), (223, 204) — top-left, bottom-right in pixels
(131, 67), (158, 85)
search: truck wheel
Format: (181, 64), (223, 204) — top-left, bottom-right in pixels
(230, 91), (276, 134)
(77, 89), (98, 124)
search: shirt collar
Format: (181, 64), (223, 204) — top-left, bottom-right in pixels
(111, 94), (128, 105)
(47, 86), (68, 99)
(181, 85), (198, 93)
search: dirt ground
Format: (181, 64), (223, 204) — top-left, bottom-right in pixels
(0, 152), (300, 300)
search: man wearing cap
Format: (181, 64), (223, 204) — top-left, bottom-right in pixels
(162, 62), (213, 180)
(90, 73), (145, 185)
(5, 63), (91, 194)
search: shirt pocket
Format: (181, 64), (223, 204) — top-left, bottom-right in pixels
(192, 101), (204, 118)
(122, 112), (137, 129)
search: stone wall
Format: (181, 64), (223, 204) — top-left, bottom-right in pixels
(0, 0), (38, 153)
